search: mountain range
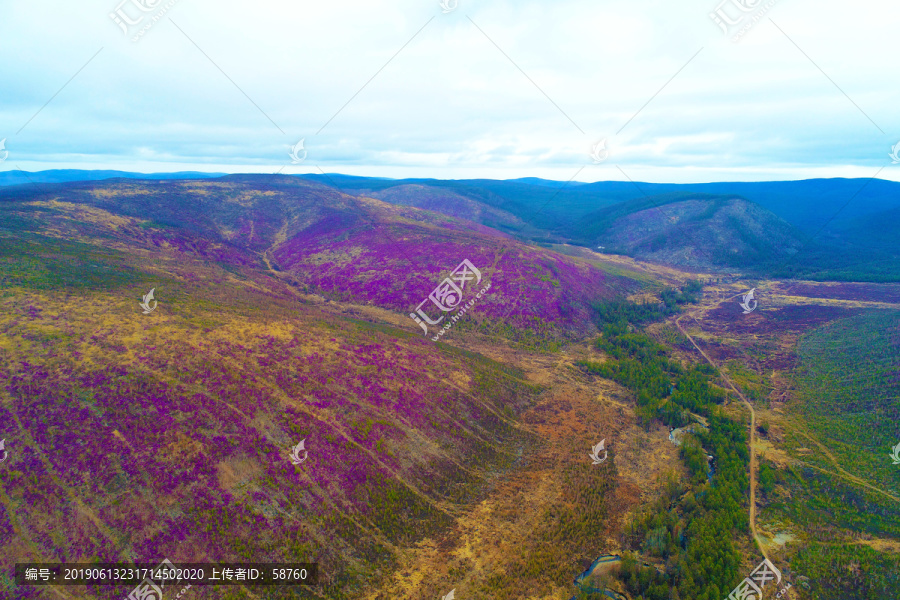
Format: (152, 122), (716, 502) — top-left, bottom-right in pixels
(4, 171), (900, 281)
(1, 171), (898, 599)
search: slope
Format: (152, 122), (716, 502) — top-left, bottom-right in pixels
(0, 176), (672, 599)
(0, 176), (635, 343)
(573, 193), (805, 272)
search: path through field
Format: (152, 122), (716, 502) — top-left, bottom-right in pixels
(673, 280), (900, 565)
(674, 309), (768, 561)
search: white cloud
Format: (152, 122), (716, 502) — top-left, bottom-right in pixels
(0, 0), (897, 182)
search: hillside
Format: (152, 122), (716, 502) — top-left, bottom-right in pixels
(836, 206), (900, 251)
(2, 174), (899, 599)
(300, 175), (900, 235)
(574, 194), (805, 271)
(0, 255), (540, 599)
(8, 172), (900, 241)
(0, 176), (656, 598)
(303, 175), (900, 281)
(361, 184), (528, 235)
(795, 311), (900, 492)
(0, 176), (635, 342)
(7, 172), (900, 281)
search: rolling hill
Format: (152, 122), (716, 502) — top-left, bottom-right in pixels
(6, 172), (900, 240)
(304, 175), (900, 281)
(573, 193), (805, 271)
(0, 175), (634, 341)
(0, 175), (651, 598)
(7, 171), (900, 280)
(2, 173), (899, 599)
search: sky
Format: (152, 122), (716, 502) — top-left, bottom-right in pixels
(1, 0), (898, 183)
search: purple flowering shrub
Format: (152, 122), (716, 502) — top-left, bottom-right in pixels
(0, 176), (629, 597)
(0, 291), (537, 598)
(3, 177), (629, 342)
(274, 223), (623, 340)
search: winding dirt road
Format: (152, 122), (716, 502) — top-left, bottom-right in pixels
(673, 284), (900, 566)
(674, 311), (769, 561)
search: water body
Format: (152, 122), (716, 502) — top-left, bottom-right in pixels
(667, 422), (708, 446)
(570, 554), (626, 600)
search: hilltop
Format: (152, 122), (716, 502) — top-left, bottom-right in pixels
(574, 193), (805, 271)
(0, 175), (635, 341)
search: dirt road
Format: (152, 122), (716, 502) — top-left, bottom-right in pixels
(674, 311), (769, 562)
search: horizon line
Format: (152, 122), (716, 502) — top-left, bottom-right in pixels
(2, 168), (900, 187)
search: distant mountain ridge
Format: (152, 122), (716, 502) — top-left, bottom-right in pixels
(5, 170), (900, 280)
(300, 174), (900, 280)
(0, 169), (225, 187)
(0, 174), (633, 338)
(575, 193), (804, 271)
(6, 171), (899, 235)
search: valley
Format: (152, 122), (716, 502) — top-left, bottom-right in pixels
(3, 1), (898, 596)
(0, 176), (897, 599)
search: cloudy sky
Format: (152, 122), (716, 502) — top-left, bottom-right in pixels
(1, 0), (898, 182)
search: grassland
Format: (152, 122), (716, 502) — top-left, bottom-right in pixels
(662, 278), (900, 600)
(793, 311), (900, 494)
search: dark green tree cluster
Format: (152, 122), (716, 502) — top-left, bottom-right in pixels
(590, 281), (703, 327)
(579, 318), (725, 429)
(578, 292), (754, 600)
(680, 434), (709, 486)
(605, 380), (747, 598)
